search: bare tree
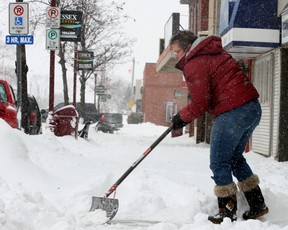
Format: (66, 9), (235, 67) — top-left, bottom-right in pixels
(86, 74), (132, 113)
(109, 79), (132, 112)
(29, 0), (134, 119)
(58, 41), (70, 105)
(58, 0), (134, 119)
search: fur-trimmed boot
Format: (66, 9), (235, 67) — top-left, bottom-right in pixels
(238, 175), (269, 220)
(208, 182), (238, 224)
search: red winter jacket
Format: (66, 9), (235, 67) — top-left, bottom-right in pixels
(175, 36), (259, 123)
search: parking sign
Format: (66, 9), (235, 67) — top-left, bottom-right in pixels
(9, 3), (29, 35)
(46, 29), (60, 50)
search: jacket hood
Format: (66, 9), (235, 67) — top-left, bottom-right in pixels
(175, 36), (223, 71)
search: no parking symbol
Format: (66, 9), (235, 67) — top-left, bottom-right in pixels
(14, 5), (24, 16)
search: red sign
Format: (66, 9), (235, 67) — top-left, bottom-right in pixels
(13, 5), (24, 16)
(48, 7), (59, 18)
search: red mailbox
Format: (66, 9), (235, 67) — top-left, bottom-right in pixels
(51, 105), (78, 137)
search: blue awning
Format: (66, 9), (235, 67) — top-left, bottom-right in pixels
(219, 0), (281, 59)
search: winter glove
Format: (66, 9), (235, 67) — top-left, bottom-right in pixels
(171, 113), (189, 130)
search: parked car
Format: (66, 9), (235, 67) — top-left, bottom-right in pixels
(75, 102), (102, 123)
(0, 79), (18, 128)
(127, 112), (144, 124)
(97, 113), (123, 134)
(27, 95), (42, 135)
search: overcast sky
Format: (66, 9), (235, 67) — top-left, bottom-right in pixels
(115, 0), (189, 82)
(0, 0), (188, 94)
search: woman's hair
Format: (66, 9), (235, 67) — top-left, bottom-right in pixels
(169, 30), (198, 50)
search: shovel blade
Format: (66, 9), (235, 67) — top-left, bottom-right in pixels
(89, 196), (119, 220)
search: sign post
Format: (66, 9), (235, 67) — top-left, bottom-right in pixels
(9, 1), (29, 129)
(16, 40), (22, 129)
(73, 43), (78, 106)
(45, 1), (60, 113)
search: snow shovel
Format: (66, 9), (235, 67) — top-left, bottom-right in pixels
(89, 125), (173, 220)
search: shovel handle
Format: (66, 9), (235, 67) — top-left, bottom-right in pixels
(105, 125), (173, 198)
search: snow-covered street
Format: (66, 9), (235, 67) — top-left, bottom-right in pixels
(1, 118), (288, 229)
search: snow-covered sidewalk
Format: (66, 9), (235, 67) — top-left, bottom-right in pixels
(0, 119), (288, 229)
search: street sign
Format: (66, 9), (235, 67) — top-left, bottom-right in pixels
(6, 35), (34, 45)
(46, 7), (60, 28)
(96, 85), (105, 94)
(9, 3), (29, 35)
(128, 101), (135, 108)
(46, 29), (60, 50)
(60, 10), (83, 42)
(77, 51), (94, 70)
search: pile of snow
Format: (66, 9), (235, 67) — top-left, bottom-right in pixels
(0, 118), (288, 229)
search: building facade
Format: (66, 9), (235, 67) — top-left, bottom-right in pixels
(142, 63), (187, 126)
(217, 0), (288, 161)
(140, 0), (288, 161)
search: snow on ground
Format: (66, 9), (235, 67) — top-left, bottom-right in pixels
(0, 118), (288, 230)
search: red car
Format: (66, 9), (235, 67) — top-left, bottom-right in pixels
(0, 79), (18, 128)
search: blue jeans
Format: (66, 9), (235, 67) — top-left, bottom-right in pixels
(209, 99), (262, 186)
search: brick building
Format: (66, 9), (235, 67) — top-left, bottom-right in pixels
(142, 63), (187, 126)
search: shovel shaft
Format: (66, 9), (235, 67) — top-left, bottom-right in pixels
(105, 125), (173, 197)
